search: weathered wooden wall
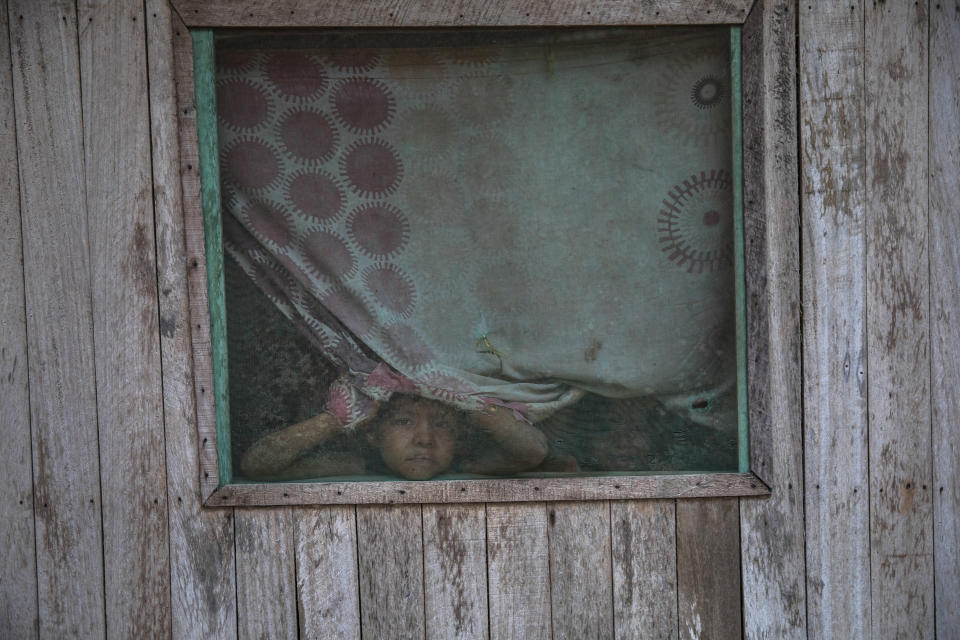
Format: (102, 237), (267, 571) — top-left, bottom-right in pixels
(0, 1), (957, 638)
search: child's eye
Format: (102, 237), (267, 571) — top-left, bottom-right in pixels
(394, 417), (412, 426)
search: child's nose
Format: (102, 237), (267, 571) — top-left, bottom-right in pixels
(412, 420), (434, 444)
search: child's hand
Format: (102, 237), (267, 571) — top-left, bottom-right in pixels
(470, 404), (517, 432)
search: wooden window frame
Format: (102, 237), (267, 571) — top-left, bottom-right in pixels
(169, 0), (787, 507)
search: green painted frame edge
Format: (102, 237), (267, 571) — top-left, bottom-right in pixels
(731, 26), (749, 473)
(191, 29), (232, 486)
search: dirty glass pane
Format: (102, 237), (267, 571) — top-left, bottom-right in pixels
(214, 27), (740, 482)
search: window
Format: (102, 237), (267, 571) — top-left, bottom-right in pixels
(175, 0), (774, 505)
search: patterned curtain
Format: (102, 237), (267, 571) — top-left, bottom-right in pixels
(215, 28), (736, 431)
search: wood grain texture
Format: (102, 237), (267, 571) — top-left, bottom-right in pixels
(486, 503), (550, 640)
(209, 473), (767, 507)
(170, 12), (220, 500)
(741, 0), (772, 484)
(151, 4), (238, 637)
(356, 505), (425, 640)
(798, 2), (870, 638)
(77, 1), (171, 636)
(8, 2), (107, 637)
(864, 2), (935, 638)
(676, 499), (741, 640)
(171, 0), (753, 27)
(423, 504), (488, 640)
(294, 506), (361, 640)
(235, 509), (298, 640)
(737, 1), (807, 639)
(611, 500), (677, 640)
(930, 3), (960, 637)
(0, 0), (38, 635)
(548, 502), (613, 640)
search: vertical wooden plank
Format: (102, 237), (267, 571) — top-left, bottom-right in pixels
(486, 503), (551, 640)
(0, 0), (38, 635)
(611, 501), (677, 640)
(930, 3), (960, 637)
(676, 499), (741, 640)
(8, 2), (107, 637)
(864, 2), (935, 639)
(798, 2), (870, 639)
(741, 0), (772, 483)
(423, 504), (488, 640)
(738, 1), (807, 638)
(548, 502), (613, 640)
(76, 1), (170, 636)
(147, 3), (238, 637)
(173, 21), (219, 503)
(357, 505), (425, 640)
(295, 506), (361, 640)
(236, 509), (298, 640)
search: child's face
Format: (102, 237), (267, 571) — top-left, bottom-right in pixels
(374, 398), (458, 480)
